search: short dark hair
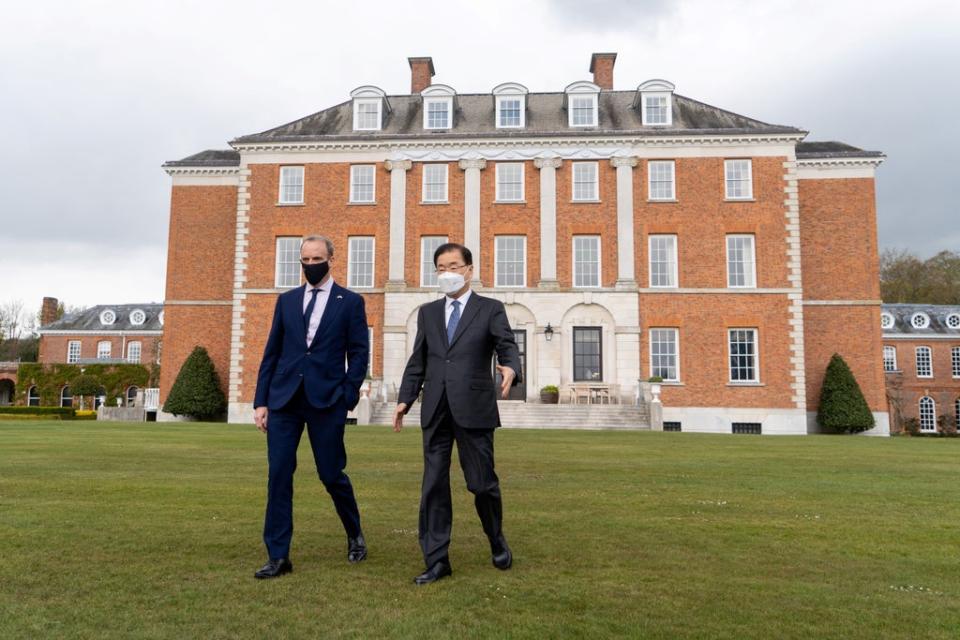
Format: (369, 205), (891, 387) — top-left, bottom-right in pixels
(433, 242), (472, 267)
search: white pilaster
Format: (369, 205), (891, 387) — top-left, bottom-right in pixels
(458, 158), (486, 284)
(227, 162), (252, 422)
(384, 159), (412, 291)
(611, 156), (638, 289)
(534, 157), (562, 289)
(783, 159), (806, 411)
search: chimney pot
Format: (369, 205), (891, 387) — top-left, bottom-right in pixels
(40, 297), (59, 326)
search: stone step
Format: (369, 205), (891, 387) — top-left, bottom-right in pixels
(367, 401), (650, 430)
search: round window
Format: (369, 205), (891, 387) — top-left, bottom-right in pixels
(880, 312), (894, 329)
(129, 309), (146, 326)
(946, 313), (960, 330)
(99, 309), (116, 325)
(910, 312), (930, 330)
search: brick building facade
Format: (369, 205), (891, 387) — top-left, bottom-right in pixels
(160, 53), (888, 434)
(37, 300), (162, 367)
(881, 304), (960, 433)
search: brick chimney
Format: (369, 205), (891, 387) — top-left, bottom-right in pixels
(40, 297), (59, 326)
(408, 56), (436, 94)
(589, 52), (617, 90)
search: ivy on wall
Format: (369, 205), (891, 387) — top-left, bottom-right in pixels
(15, 363), (158, 407)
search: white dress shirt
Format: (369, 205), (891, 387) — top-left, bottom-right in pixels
(444, 288), (472, 330)
(303, 278), (333, 346)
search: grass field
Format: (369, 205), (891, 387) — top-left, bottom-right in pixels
(1, 422), (958, 639)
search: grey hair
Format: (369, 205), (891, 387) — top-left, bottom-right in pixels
(301, 235), (335, 258)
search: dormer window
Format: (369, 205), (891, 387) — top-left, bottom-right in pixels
(421, 84), (456, 130)
(564, 81), (600, 127)
(492, 82), (528, 129)
(350, 86), (390, 131)
(635, 79), (675, 126)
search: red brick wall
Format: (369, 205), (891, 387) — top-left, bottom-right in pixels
(404, 162), (465, 284)
(556, 160), (618, 287)
(479, 161), (541, 287)
(883, 339), (960, 427)
(39, 334), (160, 365)
(159, 185), (237, 403)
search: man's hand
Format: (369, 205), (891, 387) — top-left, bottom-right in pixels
(254, 406), (268, 433)
(393, 403), (407, 432)
(496, 365), (516, 399)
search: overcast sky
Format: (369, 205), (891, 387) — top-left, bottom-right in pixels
(1, 0), (957, 318)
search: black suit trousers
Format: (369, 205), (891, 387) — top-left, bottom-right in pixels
(419, 389), (503, 568)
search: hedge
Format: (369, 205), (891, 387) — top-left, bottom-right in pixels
(0, 406), (76, 417)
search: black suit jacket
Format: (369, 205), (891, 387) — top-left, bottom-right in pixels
(398, 292), (521, 430)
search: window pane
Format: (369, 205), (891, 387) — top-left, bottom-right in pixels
(649, 235), (677, 287)
(572, 162), (597, 201)
(350, 165), (375, 203)
(496, 163), (523, 201)
(495, 236), (526, 287)
(725, 160), (752, 199)
(650, 329), (678, 381)
(427, 100), (449, 128)
(571, 96), (595, 125)
(727, 235), (756, 287)
(573, 236), (600, 287)
(916, 346), (932, 377)
(275, 237), (301, 288)
(279, 166), (304, 203)
(356, 101), (379, 129)
(645, 95), (668, 124)
(349, 237), (375, 288)
(952, 347), (960, 377)
(729, 329), (757, 382)
(499, 98), (521, 127)
(883, 346), (897, 372)
(919, 397), (936, 431)
(648, 161), (675, 200)
(97, 341), (111, 359)
(573, 327), (602, 381)
(127, 341), (142, 364)
(421, 236), (447, 286)
(423, 164), (447, 201)
(67, 341), (81, 363)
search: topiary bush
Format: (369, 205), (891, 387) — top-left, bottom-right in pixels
(162, 346), (226, 420)
(817, 353), (875, 434)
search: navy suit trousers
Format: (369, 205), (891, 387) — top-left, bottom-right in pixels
(263, 384), (361, 560)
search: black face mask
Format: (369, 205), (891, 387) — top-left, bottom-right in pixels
(302, 261), (329, 285)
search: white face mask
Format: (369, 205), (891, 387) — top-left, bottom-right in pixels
(437, 271), (466, 295)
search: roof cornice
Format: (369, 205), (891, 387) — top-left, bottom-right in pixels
(796, 156), (884, 169)
(231, 132), (807, 154)
(162, 166), (240, 176)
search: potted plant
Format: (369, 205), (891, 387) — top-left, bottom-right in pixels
(539, 385), (559, 404)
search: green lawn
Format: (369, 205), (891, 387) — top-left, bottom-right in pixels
(1, 422), (958, 639)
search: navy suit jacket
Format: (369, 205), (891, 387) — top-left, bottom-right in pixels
(397, 293), (521, 430)
(254, 281), (369, 412)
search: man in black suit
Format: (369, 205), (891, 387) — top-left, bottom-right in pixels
(252, 235), (369, 579)
(393, 242), (522, 585)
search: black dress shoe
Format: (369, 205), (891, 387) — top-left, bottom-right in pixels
(347, 533), (367, 563)
(491, 536), (512, 570)
(254, 558), (293, 579)
(414, 561), (452, 585)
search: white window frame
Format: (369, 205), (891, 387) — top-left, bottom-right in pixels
(274, 236), (302, 288)
(495, 163), (524, 202)
(572, 162), (599, 201)
(946, 313), (960, 330)
(648, 235), (678, 288)
(60, 386), (72, 408)
(352, 99), (382, 131)
(650, 328), (680, 382)
(569, 94), (598, 127)
(880, 312), (895, 330)
(642, 92), (672, 125)
(67, 340), (81, 364)
(349, 165), (376, 203)
(496, 95), (525, 128)
(27, 385), (40, 407)
(952, 346), (960, 378)
(647, 160), (675, 200)
(726, 234), (757, 288)
(494, 236), (527, 288)
(422, 164), (448, 203)
(347, 236), (375, 289)
(97, 340), (111, 360)
(883, 345), (898, 372)
(915, 346), (933, 378)
(423, 97), (452, 130)
(910, 312), (930, 329)
(728, 328), (760, 383)
(572, 235), (601, 288)
(724, 159), (753, 200)
(127, 341), (142, 364)
(278, 166), (305, 204)
(919, 396), (936, 432)
(420, 236), (448, 287)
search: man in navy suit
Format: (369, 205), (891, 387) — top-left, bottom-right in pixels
(252, 235), (369, 579)
(394, 243), (522, 585)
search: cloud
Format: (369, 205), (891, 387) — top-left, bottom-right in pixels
(547, 0), (678, 33)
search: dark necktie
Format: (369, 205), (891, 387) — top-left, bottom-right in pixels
(447, 299), (461, 343)
(304, 288), (320, 340)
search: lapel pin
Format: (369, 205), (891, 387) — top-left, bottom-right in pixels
(336, 295), (343, 299)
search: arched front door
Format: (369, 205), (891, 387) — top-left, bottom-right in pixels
(0, 379), (14, 406)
